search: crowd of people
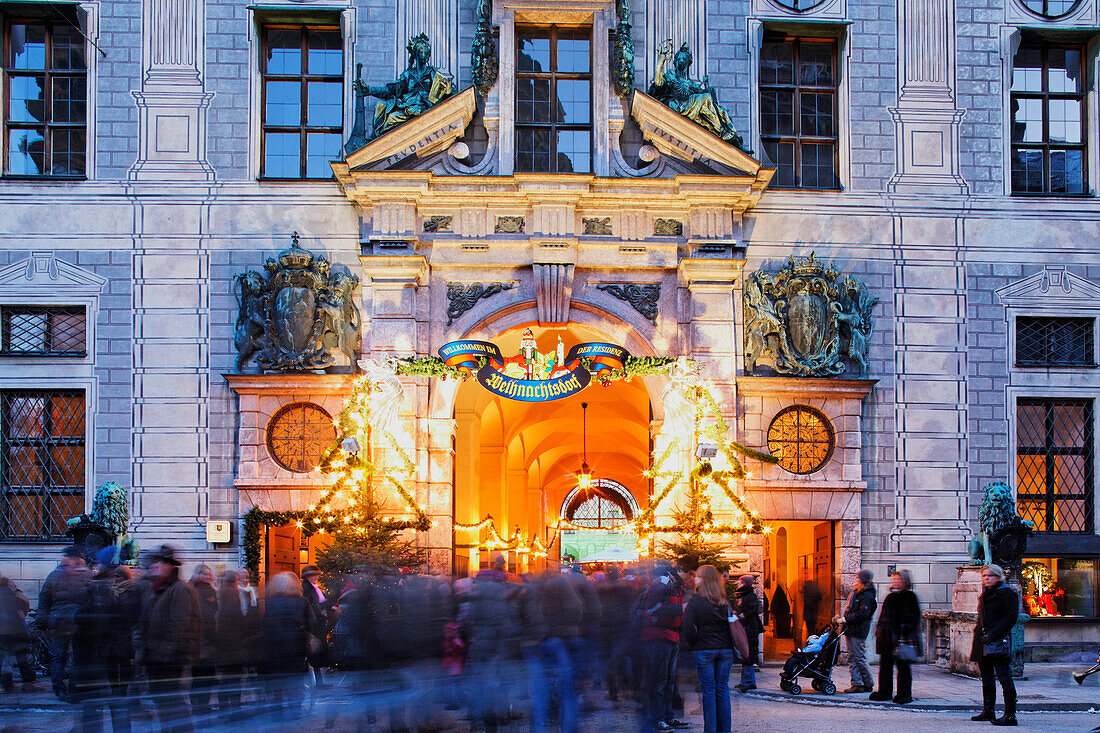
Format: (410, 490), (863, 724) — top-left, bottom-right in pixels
(0, 545), (1023, 732)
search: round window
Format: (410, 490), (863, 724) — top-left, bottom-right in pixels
(1017, 0), (1083, 19)
(767, 405), (835, 474)
(768, 0), (829, 12)
(266, 402), (337, 473)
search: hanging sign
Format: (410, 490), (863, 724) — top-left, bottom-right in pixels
(439, 328), (629, 402)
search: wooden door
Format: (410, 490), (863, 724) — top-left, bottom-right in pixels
(812, 521), (834, 628)
(266, 524), (299, 579)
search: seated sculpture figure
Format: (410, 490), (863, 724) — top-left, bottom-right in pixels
(648, 40), (743, 149)
(356, 33), (454, 140)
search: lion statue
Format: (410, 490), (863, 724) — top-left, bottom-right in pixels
(968, 481), (1033, 566)
(67, 481), (139, 564)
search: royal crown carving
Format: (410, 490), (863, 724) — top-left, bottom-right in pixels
(234, 234), (361, 373)
(744, 253), (878, 378)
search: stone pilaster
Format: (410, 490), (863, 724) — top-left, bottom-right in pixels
(888, 0), (967, 195)
(129, 0), (215, 182)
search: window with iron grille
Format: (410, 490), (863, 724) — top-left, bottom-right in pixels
(260, 24), (343, 179)
(1017, 398), (1094, 533)
(3, 17), (87, 177)
(760, 36), (839, 189)
(515, 25), (592, 174)
(0, 305), (86, 356)
(1016, 316), (1095, 367)
(1, 390), (85, 541)
(1011, 43), (1087, 195)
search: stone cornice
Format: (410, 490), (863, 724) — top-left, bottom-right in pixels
(735, 377), (878, 399)
(678, 257), (746, 284)
(224, 374), (353, 395)
(357, 255), (429, 284)
(330, 170), (771, 219)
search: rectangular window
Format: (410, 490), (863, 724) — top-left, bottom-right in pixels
(3, 17), (87, 177)
(1011, 44), (1086, 195)
(1017, 398), (1094, 533)
(1, 390), (85, 540)
(1022, 557), (1097, 617)
(760, 36), (838, 189)
(1016, 316), (1095, 367)
(260, 24), (343, 180)
(0, 305), (86, 356)
(515, 25), (592, 174)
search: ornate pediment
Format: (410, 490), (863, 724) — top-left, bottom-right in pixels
(341, 86), (477, 172)
(996, 266), (1100, 311)
(630, 90), (764, 176)
(0, 252), (107, 297)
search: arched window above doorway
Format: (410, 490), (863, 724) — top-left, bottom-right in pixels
(561, 479), (639, 529)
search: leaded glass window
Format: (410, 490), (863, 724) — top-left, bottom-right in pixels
(767, 405), (835, 474)
(1011, 44), (1086, 195)
(564, 479), (633, 529)
(515, 25), (592, 173)
(1, 390), (85, 540)
(0, 305), (86, 356)
(266, 402), (337, 473)
(1017, 398), (1094, 533)
(1017, 316), (1095, 367)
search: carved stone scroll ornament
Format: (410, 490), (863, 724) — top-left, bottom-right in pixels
(447, 281), (514, 325)
(424, 215), (453, 233)
(597, 283), (659, 324)
(495, 216), (525, 233)
(234, 233), (362, 372)
(583, 217), (612, 235)
(471, 0), (499, 96)
(743, 253), (879, 378)
(654, 218), (683, 236)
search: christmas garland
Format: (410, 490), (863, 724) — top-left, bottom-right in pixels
(394, 356), (480, 381)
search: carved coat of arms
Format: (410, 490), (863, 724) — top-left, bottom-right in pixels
(234, 234), (361, 372)
(744, 253), (878, 378)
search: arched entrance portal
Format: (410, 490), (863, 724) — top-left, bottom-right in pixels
(451, 324), (656, 574)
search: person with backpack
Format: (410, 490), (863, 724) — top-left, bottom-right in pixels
(682, 565), (735, 733)
(639, 557), (695, 732)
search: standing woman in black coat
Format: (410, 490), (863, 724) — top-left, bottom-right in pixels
(261, 571), (314, 717)
(733, 574), (763, 692)
(869, 569), (921, 704)
(189, 564), (219, 717)
(970, 564), (1020, 726)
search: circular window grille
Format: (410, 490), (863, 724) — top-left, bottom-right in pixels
(768, 0), (829, 12)
(767, 405), (835, 474)
(266, 402), (337, 473)
(1017, 0), (1083, 19)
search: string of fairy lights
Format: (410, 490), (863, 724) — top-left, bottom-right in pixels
(252, 356), (776, 564)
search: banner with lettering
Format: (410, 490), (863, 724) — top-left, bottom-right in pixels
(439, 329), (629, 402)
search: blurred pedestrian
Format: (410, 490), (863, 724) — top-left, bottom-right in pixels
(835, 569), (876, 693)
(37, 545), (91, 700)
(458, 554), (522, 733)
(799, 568), (823, 641)
(260, 571), (312, 718)
(732, 574), (762, 693)
(72, 547), (128, 733)
(970, 564), (1019, 726)
(300, 566), (331, 687)
(639, 556), (694, 732)
(870, 569), (921, 704)
(682, 565), (734, 733)
(0, 569), (34, 691)
(104, 556), (141, 733)
(140, 544), (200, 733)
(564, 563), (601, 707)
(523, 570), (581, 733)
(213, 570), (256, 718)
(595, 565), (634, 702)
(189, 565), (218, 717)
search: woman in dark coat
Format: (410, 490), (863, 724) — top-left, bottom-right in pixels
(970, 564), (1020, 726)
(733, 574), (763, 692)
(261, 571), (313, 716)
(869, 569), (921, 704)
(682, 565), (735, 733)
(215, 571), (258, 717)
(189, 564), (219, 717)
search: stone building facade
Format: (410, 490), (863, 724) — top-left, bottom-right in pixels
(1, 0), (1099, 657)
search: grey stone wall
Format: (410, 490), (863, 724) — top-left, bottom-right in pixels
(95, 0), (141, 179)
(847, 0), (898, 191)
(955, 0), (1005, 194)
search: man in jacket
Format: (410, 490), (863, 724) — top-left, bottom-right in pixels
(733, 574), (764, 692)
(835, 568), (877, 693)
(36, 546), (91, 700)
(140, 545), (200, 732)
(640, 557), (695, 732)
(0, 569), (34, 690)
(300, 566), (331, 686)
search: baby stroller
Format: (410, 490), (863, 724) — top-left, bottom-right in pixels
(778, 621), (842, 695)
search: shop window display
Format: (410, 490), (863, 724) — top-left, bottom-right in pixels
(1022, 557), (1097, 617)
